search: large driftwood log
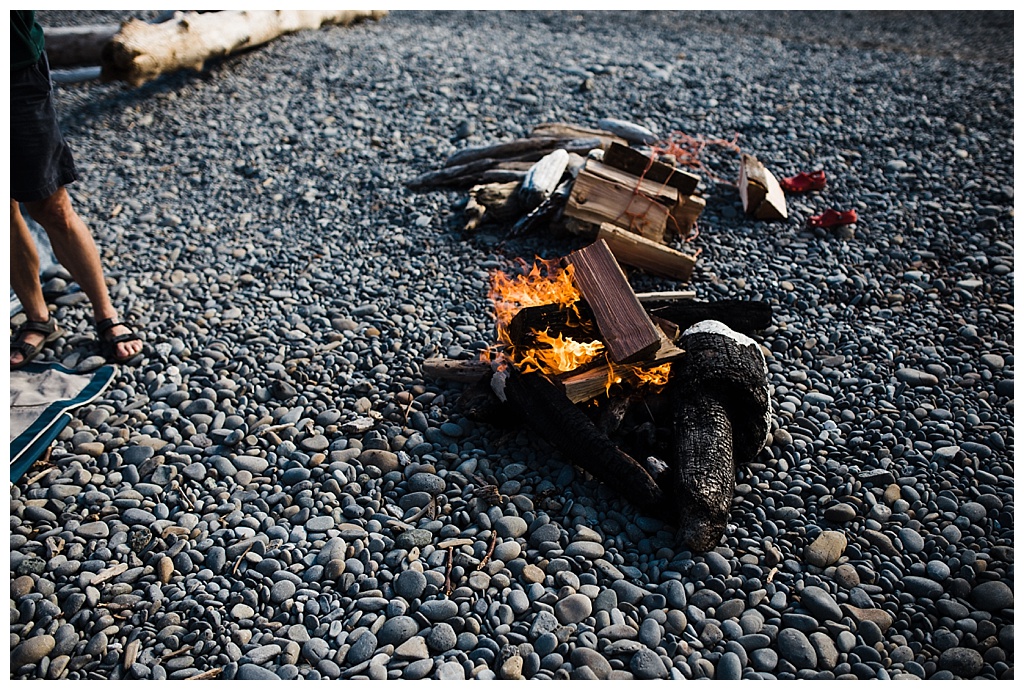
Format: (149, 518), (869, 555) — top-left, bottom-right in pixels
(503, 369), (666, 511)
(101, 10), (388, 86)
(669, 321), (770, 551)
(44, 25), (119, 68)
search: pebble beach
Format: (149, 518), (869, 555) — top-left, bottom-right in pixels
(9, 10), (1014, 681)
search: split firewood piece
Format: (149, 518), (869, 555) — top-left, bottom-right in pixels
(597, 223), (697, 282)
(102, 10), (388, 86)
(567, 239), (662, 364)
(422, 358), (492, 382)
(669, 320), (770, 551)
(670, 194), (706, 238)
(738, 153), (788, 220)
(635, 290), (697, 303)
(642, 299), (773, 335)
(601, 142), (700, 196)
(531, 122), (627, 150)
(518, 149), (570, 211)
(503, 368), (666, 511)
(564, 168), (671, 242)
(584, 160), (679, 208)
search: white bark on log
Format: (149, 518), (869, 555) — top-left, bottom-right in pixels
(101, 10), (388, 86)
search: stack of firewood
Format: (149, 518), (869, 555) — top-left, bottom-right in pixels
(407, 119), (708, 283)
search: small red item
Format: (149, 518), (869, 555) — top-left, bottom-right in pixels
(780, 170), (826, 193)
(808, 209), (858, 228)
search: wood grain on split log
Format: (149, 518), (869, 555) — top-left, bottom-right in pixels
(597, 223), (697, 282)
(44, 24), (119, 68)
(530, 122), (627, 150)
(101, 10), (388, 86)
(643, 299), (772, 335)
(568, 240), (662, 364)
(739, 153), (788, 220)
(503, 369), (665, 510)
(670, 194), (706, 237)
(601, 142), (700, 195)
(669, 321), (770, 551)
(564, 169), (670, 242)
(518, 149), (570, 211)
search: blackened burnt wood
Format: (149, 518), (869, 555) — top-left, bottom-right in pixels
(602, 142), (700, 196)
(568, 239), (662, 364)
(507, 301), (601, 350)
(644, 299), (772, 335)
(669, 322), (770, 551)
(504, 369), (665, 511)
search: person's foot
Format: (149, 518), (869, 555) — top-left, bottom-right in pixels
(10, 329), (46, 367)
(10, 315), (62, 368)
(97, 315), (144, 364)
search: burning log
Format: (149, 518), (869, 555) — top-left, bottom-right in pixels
(669, 321), (770, 551)
(568, 239), (662, 364)
(739, 153), (788, 220)
(503, 368), (666, 511)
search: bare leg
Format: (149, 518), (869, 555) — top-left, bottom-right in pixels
(10, 200), (52, 366)
(22, 188), (142, 361)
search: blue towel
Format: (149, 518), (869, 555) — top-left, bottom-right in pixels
(9, 361), (116, 482)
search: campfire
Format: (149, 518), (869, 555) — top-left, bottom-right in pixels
(425, 241), (772, 552)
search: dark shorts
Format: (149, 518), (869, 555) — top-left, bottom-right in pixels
(10, 53), (78, 203)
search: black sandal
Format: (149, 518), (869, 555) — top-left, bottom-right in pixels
(11, 316), (63, 370)
(97, 317), (144, 365)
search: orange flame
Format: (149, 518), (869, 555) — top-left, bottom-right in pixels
(485, 256), (673, 398)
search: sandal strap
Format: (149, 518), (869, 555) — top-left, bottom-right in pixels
(11, 340), (39, 358)
(96, 317), (120, 335)
(106, 331), (142, 346)
(18, 318), (57, 336)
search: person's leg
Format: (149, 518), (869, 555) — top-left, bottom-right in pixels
(10, 199), (53, 366)
(23, 187), (142, 361)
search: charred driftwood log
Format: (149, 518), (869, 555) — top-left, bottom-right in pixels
(644, 299), (772, 335)
(669, 320), (770, 551)
(503, 368), (666, 511)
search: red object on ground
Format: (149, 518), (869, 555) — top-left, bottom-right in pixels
(780, 170), (826, 193)
(808, 209), (858, 228)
